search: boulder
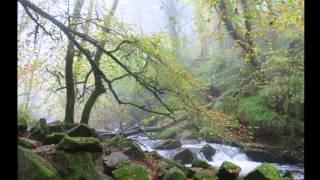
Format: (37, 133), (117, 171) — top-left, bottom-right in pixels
(66, 123), (96, 137)
(173, 148), (195, 164)
(225, 140), (244, 149)
(56, 136), (103, 153)
(200, 144), (216, 161)
(43, 133), (67, 145)
(245, 149), (275, 163)
(146, 151), (163, 160)
(47, 121), (63, 133)
(18, 137), (38, 149)
(244, 163), (281, 180)
(102, 152), (130, 175)
(18, 146), (58, 179)
(217, 161), (241, 180)
(192, 159), (214, 169)
(155, 140), (182, 150)
(121, 140), (145, 160)
(112, 164), (149, 180)
(158, 159), (190, 178)
(52, 150), (97, 180)
(282, 171), (294, 180)
(162, 167), (187, 180)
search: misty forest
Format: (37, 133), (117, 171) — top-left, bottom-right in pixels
(17, 0), (304, 179)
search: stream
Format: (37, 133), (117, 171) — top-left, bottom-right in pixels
(129, 135), (304, 180)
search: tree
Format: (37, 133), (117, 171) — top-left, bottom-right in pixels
(80, 0), (119, 124)
(18, 0), (184, 126)
(64, 0), (85, 124)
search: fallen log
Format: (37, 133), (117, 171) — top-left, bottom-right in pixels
(96, 113), (188, 137)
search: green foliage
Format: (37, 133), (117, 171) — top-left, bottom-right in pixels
(156, 126), (177, 139)
(18, 108), (35, 125)
(238, 96), (284, 130)
(112, 164), (149, 180)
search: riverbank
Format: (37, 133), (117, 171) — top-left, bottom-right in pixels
(18, 121), (302, 179)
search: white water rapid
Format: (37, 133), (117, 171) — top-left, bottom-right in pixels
(129, 136), (304, 180)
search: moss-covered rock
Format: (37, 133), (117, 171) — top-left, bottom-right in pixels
(47, 121), (64, 133)
(193, 172), (218, 180)
(157, 159), (189, 178)
(105, 135), (145, 160)
(18, 137), (38, 149)
(217, 161), (241, 180)
(155, 139), (182, 150)
(244, 149), (275, 163)
(121, 139), (145, 160)
(146, 151), (163, 160)
(43, 133), (67, 145)
(200, 144), (216, 161)
(244, 163), (281, 180)
(162, 167), (187, 180)
(173, 148), (195, 164)
(18, 146), (58, 180)
(66, 123), (96, 137)
(102, 152), (130, 175)
(56, 136), (103, 153)
(112, 164), (149, 180)
(52, 150), (97, 180)
(192, 159), (214, 169)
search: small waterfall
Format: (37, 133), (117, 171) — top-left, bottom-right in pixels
(130, 135), (304, 180)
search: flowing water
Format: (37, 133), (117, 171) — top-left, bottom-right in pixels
(129, 136), (304, 180)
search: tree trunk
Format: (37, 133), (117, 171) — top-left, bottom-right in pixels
(217, 0), (258, 68)
(80, 0), (119, 124)
(80, 87), (103, 124)
(64, 0), (85, 124)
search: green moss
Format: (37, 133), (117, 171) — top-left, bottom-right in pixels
(141, 115), (159, 126)
(112, 164), (148, 180)
(105, 134), (125, 146)
(238, 96), (284, 129)
(166, 160), (188, 174)
(194, 172), (218, 180)
(56, 136), (102, 153)
(220, 161), (239, 170)
(18, 118), (27, 127)
(162, 167), (187, 180)
(18, 137), (37, 149)
(18, 146), (58, 180)
(192, 159), (213, 169)
(156, 126), (177, 139)
(254, 163), (281, 180)
(146, 151), (163, 160)
(52, 150), (96, 180)
(43, 133), (67, 145)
